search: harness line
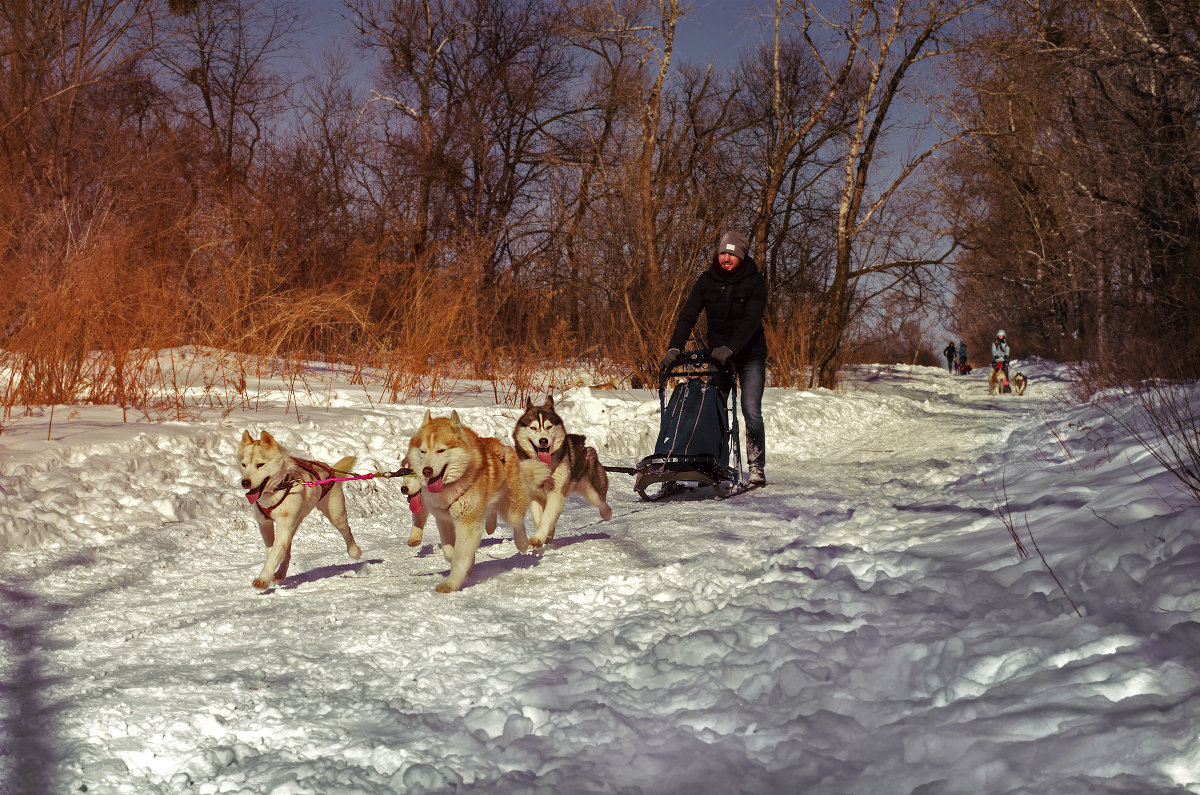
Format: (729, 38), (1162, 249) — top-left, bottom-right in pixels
(279, 466), (416, 490)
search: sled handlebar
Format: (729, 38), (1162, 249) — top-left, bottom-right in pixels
(658, 349), (734, 377)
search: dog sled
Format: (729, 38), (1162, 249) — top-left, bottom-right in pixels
(632, 346), (750, 501)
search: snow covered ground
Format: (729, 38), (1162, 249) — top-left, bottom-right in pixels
(2, 355), (1199, 794)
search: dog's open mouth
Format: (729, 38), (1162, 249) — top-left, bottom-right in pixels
(537, 447), (552, 465)
(426, 466), (448, 494)
(245, 481), (267, 505)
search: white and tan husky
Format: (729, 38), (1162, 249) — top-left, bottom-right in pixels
(989, 362), (1010, 395)
(407, 411), (550, 592)
(399, 455), (454, 548)
(238, 430), (362, 589)
(513, 395), (612, 548)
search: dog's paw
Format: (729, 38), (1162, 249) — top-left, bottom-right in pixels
(528, 536), (544, 550)
(252, 577), (270, 589)
(600, 504), (613, 521)
(347, 543), (362, 560)
(407, 532), (422, 547)
(435, 581), (457, 593)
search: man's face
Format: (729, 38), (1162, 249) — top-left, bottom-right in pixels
(718, 251), (741, 271)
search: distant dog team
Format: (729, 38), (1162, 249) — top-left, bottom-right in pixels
(987, 363), (1027, 396)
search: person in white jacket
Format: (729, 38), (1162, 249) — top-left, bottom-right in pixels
(991, 330), (1011, 379)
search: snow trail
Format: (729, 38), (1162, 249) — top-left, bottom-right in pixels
(2, 358), (1198, 794)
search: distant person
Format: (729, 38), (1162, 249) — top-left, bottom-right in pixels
(957, 341), (968, 374)
(943, 342), (956, 373)
(659, 231), (768, 487)
(991, 330), (1011, 379)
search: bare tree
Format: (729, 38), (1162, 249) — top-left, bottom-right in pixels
(947, 0), (1200, 377)
(807, 0), (980, 388)
(153, 0), (301, 242)
(350, 0), (574, 280)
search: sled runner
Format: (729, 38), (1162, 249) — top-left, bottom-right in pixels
(633, 345), (747, 501)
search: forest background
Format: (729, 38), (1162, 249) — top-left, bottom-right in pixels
(3, 0), (1198, 418)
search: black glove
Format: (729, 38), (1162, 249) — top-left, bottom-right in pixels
(658, 348), (681, 371)
(711, 346), (733, 365)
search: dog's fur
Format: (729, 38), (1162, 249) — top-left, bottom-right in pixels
(407, 410), (551, 592)
(989, 363), (1011, 395)
(513, 395), (612, 548)
(401, 454), (474, 548)
(1011, 372), (1027, 396)
(399, 456), (434, 546)
(238, 430), (361, 589)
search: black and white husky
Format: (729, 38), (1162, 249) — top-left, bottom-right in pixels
(512, 395), (612, 548)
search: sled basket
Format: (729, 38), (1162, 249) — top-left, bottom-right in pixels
(633, 346), (743, 500)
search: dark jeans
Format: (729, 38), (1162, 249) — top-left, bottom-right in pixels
(716, 358), (766, 471)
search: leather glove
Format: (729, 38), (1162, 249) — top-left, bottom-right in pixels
(711, 346), (733, 365)
(658, 348), (681, 371)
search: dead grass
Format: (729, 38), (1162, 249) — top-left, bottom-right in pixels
(1066, 339), (1200, 505)
(1091, 382), (1200, 504)
(0, 204), (828, 425)
(764, 307), (818, 388)
(0, 237), (611, 424)
(974, 474), (1081, 617)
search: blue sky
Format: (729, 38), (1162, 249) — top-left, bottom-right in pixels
(292, 0), (763, 79)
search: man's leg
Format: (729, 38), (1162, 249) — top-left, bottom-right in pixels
(738, 359), (767, 483)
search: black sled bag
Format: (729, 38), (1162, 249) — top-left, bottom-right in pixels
(654, 377), (729, 462)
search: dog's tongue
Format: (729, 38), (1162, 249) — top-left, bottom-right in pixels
(426, 476), (445, 494)
(537, 451), (552, 465)
(408, 493), (423, 514)
(245, 490), (260, 505)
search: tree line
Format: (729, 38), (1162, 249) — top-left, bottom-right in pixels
(946, 0), (1200, 381)
(1, 0), (1195, 413)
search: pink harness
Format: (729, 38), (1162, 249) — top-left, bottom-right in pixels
(254, 459), (335, 520)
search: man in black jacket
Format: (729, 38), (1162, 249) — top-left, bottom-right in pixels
(658, 231), (769, 486)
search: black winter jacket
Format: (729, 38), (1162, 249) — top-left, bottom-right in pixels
(668, 254), (768, 364)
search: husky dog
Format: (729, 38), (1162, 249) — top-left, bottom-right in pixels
(400, 455), (462, 548)
(989, 363), (1010, 395)
(513, 395), (612, 549)
(407, 411), (551, 592)
(238, 430), (362, 589)
(398, 457), (431, 546)
(1011, 372), (1028, 396)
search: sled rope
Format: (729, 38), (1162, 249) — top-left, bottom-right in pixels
(293, 466), (415, 488)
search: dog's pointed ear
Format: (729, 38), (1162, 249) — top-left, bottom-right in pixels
(260, 430), (277, 449)
(545, 394), (554, 409)
(526, 397), (535, 411)
(241, 430), (254, 445)
(449, 410), (462, 431)
(422, 409), (432, 426)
